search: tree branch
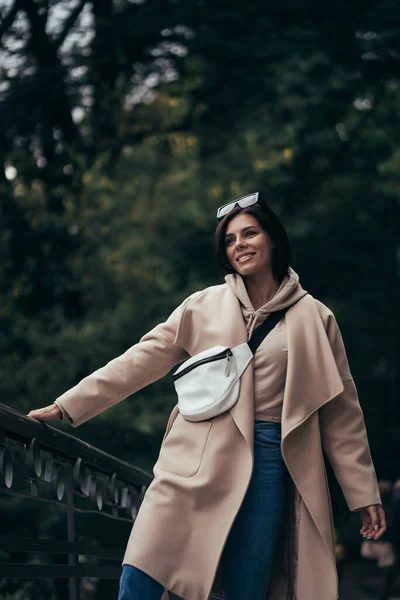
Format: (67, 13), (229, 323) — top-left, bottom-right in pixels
(54, 0), (88, 50)
(0, 1), (20, 42)
(16, 0), (83, 147)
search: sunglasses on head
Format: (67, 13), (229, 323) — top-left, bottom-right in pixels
(216, 192), (265, 221)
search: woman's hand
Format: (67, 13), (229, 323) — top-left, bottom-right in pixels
(27, 404), (62, 422)
(359, 504), (387, 540)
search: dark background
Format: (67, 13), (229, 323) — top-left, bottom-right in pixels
(0, 0), (399, 597)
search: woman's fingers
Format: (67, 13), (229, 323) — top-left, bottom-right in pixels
(360, 519), (371, 536)
(359, 505), (387, 540)
(360, 509), (374, 536)
(27, 404), (61, 422)
(368, 505), (379, 538)
(373, 505), (387, 540)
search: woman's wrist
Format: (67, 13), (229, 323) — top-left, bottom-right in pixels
(54, 403), (64, 420)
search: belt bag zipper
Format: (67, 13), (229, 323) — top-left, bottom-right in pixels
(172, 348), (233, 381)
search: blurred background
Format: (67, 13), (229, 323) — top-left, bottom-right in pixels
(0, 0), (399, 598)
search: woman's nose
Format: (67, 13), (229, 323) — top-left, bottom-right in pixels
(236, 238), (247, 249)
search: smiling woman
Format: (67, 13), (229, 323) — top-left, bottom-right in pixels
(224, 216), (279, 309)
(214, 199), (293, 310)
(214, 199), (292, 277)
(28, 192), (385, 600)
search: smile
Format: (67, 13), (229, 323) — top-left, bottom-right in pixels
(237, 253), (255, 263)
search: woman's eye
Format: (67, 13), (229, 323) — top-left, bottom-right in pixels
(225, 231), (257, 246)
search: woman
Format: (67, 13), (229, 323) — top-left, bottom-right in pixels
(27, 192), (386, 600)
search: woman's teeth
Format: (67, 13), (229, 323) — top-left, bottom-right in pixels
(238, 254), (255, 263)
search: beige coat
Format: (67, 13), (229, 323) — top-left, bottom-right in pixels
(55, 283), (381, 600)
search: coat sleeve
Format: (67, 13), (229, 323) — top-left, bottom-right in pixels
(318, 311), (381, 511)
(53, 295), (197, 428)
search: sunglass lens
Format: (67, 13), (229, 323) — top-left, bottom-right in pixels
(217, 203), (235, 219)
(239, 193), (258, 208)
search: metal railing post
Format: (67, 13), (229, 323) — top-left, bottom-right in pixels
(67, 470), (79, 600)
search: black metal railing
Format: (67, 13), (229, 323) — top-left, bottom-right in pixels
(0, 402), (153, 600)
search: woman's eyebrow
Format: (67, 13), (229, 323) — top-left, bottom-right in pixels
(224, 226), (257, 238)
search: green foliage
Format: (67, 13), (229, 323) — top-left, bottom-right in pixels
(0, 7), (399, 593)
(0, 0), (398, 463)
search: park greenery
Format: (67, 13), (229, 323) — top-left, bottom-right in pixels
(0, 1), (399, 597)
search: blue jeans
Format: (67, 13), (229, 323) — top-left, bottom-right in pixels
(118, 565), (164, 599)
(118, 420), (287, 600)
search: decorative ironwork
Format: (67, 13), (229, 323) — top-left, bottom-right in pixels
(25, 438), (42, 478)
(0, 445), (13, 489)
(0, 402), (153, 600)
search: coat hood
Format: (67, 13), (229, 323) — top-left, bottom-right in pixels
(224, 266), (308, 337)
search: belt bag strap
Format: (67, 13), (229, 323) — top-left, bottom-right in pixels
(248, 293), (308, 355)
(248, 307), (288, 354)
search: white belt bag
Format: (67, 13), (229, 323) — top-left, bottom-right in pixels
(172, 299), (306, 422)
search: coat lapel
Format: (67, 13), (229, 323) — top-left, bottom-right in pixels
(281, 293), (345, 570)
(222, 289), (256, 456)
(179, 286), (256, 457)
(282, 293), (345, 439)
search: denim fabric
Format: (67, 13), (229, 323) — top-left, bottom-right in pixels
(118, 564), (164, 600)
(118, 420), (287, 600)
(222, 420), (287, 600)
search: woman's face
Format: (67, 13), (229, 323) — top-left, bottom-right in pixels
(224, 213), (275, 277)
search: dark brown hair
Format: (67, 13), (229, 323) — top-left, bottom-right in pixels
(213, 202), (292, 283)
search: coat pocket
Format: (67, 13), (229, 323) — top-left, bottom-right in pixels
(155, 413), (213, 477)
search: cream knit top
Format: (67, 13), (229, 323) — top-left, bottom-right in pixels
(224, 267), (308, 422)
